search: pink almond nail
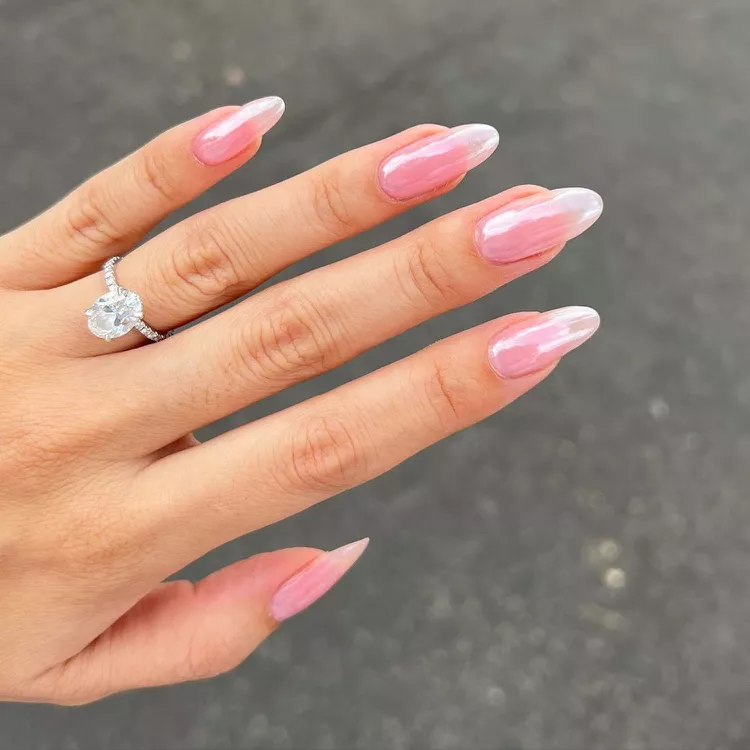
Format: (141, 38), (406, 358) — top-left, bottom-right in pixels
(476, 188), (603, 264)
(488, 307), (600, 379)
(378, 124), (499, 201)
(193, 96), (285, 166)
(269, 538), (369, 622)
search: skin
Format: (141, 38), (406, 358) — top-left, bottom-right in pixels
(0, 103), (600, 704)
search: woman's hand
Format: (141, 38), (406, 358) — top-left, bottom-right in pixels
(0, 97), (602, 704)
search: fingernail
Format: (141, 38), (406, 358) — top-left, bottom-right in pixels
(378, 124), (499, 201)
(476, 188), (603, 264)
(488, 306), (600, 379)
(270, 538), (369, 622)
(193, 96), (285, 166)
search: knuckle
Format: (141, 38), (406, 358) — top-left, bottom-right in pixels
(235, 291), (340, 383)
(422, 359), (471, 432)
(137, 146), (180, 204)
(288, 414), (365, 493)
(169, 216), (245, 302)
(307, 167), (356, 236)
(402, 230), (458, 308)
(64, 184), (123, 249)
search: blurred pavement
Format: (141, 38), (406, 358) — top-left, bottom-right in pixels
(2, 0), (750, 748)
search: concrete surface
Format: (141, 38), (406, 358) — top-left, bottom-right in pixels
(2, 0), (750, 748)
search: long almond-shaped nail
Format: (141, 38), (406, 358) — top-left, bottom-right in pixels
(378, 124), (499, 201)
(193, 96), (285, 166)
(488, 307), (600, 378)
(270, 538), (369, 622)
(476, 188), (603, 264)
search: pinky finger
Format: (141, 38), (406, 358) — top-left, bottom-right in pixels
(29, 540), (368, 705)
(0, 97), (284, 289)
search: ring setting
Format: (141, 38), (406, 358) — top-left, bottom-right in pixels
(85, 257), (166, 342)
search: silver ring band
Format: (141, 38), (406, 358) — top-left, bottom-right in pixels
(85, 257), (168, 342)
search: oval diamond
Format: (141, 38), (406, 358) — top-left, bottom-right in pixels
(85, 289), (144, 341)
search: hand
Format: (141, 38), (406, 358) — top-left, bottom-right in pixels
(0, 97), (602, 704)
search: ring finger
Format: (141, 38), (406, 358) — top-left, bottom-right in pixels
(52, 122), (500, 355)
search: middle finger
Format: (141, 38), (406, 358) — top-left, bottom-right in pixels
(106, 184), (602, 452)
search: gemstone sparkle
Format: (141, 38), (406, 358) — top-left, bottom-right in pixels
(85, 288), (144, 341)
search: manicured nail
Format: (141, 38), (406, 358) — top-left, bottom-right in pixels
(488, 307), (600, 379)
(476, 188), (603, 264)
(378, 124), (499, 201)
(193, 96), (285, 166)
(270, 538), (369, 622)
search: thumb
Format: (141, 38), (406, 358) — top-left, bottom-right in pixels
(39, 539), (368, 704)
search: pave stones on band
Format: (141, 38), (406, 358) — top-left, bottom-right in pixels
(85, 257), (167, 342)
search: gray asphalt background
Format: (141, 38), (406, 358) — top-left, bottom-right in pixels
(2, 0), (750, 748)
